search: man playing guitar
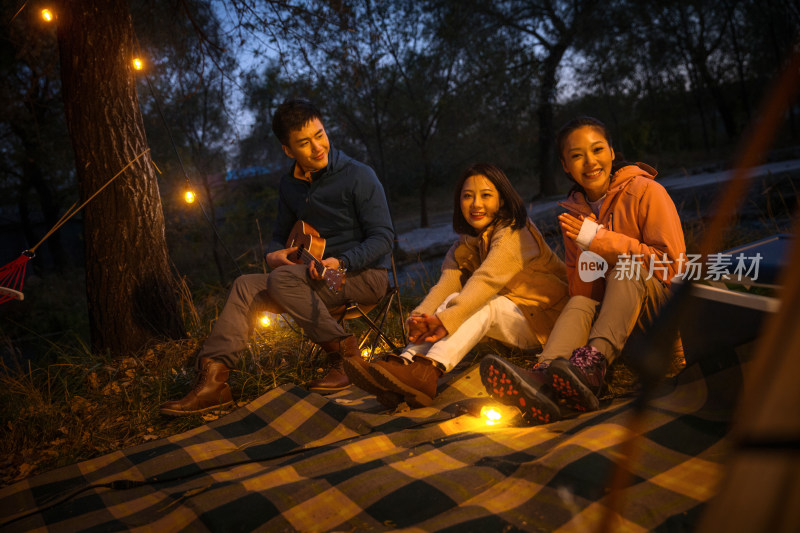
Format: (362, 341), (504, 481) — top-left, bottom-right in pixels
(160, 99), (395, 416)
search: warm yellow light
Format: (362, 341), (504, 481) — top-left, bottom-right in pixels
(184, 190), (195, 203)
(41, 9), (53, 22)
(361, 348), (371, 359)
(481, 406), (502, 426)
(260, 314), (271, 327)
(132, 57), (144, 71)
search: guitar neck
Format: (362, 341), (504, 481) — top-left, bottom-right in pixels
(286, 220), (344, 293)
(297, 248), (324, 273)
(295, 244), (345, 293)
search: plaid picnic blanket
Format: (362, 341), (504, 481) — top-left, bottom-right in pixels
(0, 346), (747, 532)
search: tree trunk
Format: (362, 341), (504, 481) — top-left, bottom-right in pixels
(56, 0), (185, 355)
(23, 156), (69, 270)
(12, 123), (69, 270)
(16, 186), (36, 260)
(537, 41), (569, 198)
(687, 63), (711, 152)
(200, 176), (226, 284)
(695, 56), (738, 140)
(419, 145), (431, 228)
(725, 1), (751, 123)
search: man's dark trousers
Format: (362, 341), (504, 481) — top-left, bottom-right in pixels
(197, 265), (389, 368)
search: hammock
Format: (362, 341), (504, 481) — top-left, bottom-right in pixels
(0, 252), (31, 303)
(0, 149), (150, 305)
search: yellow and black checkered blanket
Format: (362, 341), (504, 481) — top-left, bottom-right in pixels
(0, 348), (744, 531)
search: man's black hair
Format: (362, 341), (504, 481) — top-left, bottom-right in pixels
(271, 98), (324, 145)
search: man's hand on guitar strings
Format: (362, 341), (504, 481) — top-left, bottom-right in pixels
(266, 247), (299, 269)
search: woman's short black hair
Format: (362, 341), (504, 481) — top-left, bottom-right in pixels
(271, 98), (324, 145)
(452, 163), (528, 236)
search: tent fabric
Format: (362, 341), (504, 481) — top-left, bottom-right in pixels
(0, 348), (747, 532)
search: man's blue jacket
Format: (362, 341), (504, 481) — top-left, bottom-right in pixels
(266, 148), (394, 271)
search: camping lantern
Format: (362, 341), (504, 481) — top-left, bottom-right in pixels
(480, 406), (502, 425)
(361, 348), (371, 359)
(132, 57), (144, 71)
(41, 8), (53, 22)
(260, 313), (272, 327)
(456, 400), (513, 427)
(184, 189), (195, 204)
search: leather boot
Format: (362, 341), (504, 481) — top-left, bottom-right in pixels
(306, 336), (358, 394)
(344, 354), (405, 409)
(336, 335), (360, 359)
(160, 358), (234, 416)
(367, 355), (442, 408)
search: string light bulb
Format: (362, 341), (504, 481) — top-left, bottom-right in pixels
(361, 348), (371, 359)
(41, 8), (54, 22)
(480, 406), (502, 426)
(260, 314), (271, 327)
(132, 57), (144, 71)
(184, 189), (196, 204)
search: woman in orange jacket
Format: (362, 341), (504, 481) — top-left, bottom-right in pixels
(481, 116), (686, 421)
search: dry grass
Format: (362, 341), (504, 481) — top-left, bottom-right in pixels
(0, 294), (415, 487)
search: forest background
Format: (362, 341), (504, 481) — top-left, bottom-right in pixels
(2, 0), (800, 368)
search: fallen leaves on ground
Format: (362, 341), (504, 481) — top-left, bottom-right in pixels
(13, 463), (36, 482)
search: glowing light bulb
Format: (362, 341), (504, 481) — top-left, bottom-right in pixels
(260, 315), (271, 327)
(481, 406), (502, 426)
(361, 348), (371, 359)
(41, 9), (53, 22)
(132, 58), (143, 71)
(184, 190), (195, 203)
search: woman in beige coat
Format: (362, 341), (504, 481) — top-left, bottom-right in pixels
(345, 163), (569, 415)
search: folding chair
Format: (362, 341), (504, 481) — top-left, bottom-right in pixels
(328, 253), (407, 361)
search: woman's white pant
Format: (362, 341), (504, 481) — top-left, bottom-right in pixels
(400, 293), (539, 372)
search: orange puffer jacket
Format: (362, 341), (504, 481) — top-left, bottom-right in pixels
(558, 163), (686, 301)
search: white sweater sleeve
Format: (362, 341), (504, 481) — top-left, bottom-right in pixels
(575, 218), (603, 251)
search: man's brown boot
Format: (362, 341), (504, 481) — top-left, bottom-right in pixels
(306, 336), (358, 394)
(367, 355), (442, 408)
(160, 358), (234, 416)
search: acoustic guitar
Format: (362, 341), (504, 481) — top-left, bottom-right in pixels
(285, 220), (346, 292)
